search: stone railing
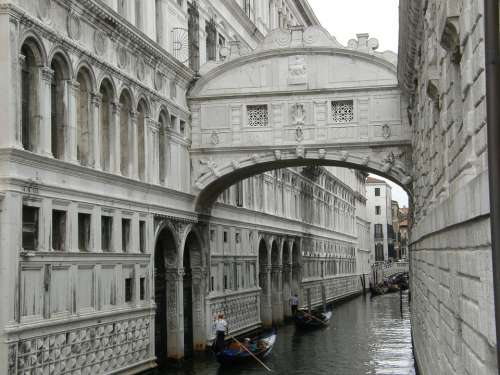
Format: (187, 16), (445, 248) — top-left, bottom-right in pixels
(370, 260), (409, 285)
(8, 315), (152, 375)
(383, 261), (409, 277)
(206, 289), (261, 340)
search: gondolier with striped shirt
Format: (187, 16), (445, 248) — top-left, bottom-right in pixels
(214, 313), (228, 353)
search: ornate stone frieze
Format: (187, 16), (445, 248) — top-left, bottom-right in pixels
(10, 316), (151, 375)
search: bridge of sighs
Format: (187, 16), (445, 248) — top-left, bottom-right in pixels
(188, 26), (412, 212)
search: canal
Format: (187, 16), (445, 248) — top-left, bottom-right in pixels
(147, 291), (415, 375)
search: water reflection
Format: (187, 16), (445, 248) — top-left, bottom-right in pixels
(146, 291), (415, 375)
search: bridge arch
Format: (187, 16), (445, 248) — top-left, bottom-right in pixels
(188, 26), (412, 213)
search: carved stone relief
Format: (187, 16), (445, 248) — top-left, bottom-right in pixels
(154, 69), (164, 91)
(117, 46), (129, 69)
(11, 317), (151, 375)
(94, 30), (107, 55)
(382, 124), (391, 139)
(288, 56), (307, 85)
(291, 103), (306, 125)
(136, 57), (146, 80)
(37, 0), (52, 23)
(67, 12), (81, 41)
(210, 131), (219, 145)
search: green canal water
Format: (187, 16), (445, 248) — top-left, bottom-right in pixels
(147, 291), (416, 375)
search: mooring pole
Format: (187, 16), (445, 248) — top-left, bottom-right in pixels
(484, 0), (500, 371)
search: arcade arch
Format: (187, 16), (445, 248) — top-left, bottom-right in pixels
(153, 224), (177, 366)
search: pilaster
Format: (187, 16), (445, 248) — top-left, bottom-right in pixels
(66, 80), (80, 164)
(165, 268), (185, 359)
(260, 265), (273, 327)
(111, 101), (121, 175)
(91, 92), (102, 170)
(149, 119), (160, 185)
(39, 67), (54, 157)
(131, 110), (138, 179)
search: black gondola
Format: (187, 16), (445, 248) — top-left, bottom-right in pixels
(213, 330), (277, 366)
(294, 309), (332, 328)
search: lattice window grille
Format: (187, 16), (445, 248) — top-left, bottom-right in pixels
(247, 105), (269, 127)
(331, 100), (354, 123)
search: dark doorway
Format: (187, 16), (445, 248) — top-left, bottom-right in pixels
(154, 226), (176, 367)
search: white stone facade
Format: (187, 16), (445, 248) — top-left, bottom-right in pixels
(0, 1), (373, 374)
(366, 177), (393, 262)
(399, 0), (496, 374)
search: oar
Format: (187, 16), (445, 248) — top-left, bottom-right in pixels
(302, 311), (329, 326)
(228, 334), (273, 372)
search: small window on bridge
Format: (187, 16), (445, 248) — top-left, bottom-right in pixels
(247, 105), (268, 127)
(331, 100), (354, 123)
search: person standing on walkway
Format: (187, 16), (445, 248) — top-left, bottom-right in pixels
(290, 294), (299, 315)
(214, 313), (228, 353)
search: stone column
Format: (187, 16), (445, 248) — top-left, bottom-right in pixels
(39, 67), (54, 157)
(191, 266), (207, 351)
(13, 54), (26, 149)
(271, 265), (284, 324)
(149, 119), (160, 184)
(260, 265), (273, 327)
(91, 92), (102, 170)
(282, 263), (292, 318)
(131, 110), (138, 179)
(93, 206), (102, 253)
(111, 101), (120, 175)
(66, 80), (80, 164)
(142, 116), (152, 183)
(165, 268), (185, 359)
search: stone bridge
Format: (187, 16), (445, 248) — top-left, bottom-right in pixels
(188, 26), (413, 212)
(370, 261), (409, 286)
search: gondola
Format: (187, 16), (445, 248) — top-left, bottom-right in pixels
(213, 330), (277, 366)
(294, 309), (332, 329)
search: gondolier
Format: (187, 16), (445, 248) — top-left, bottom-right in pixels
(214, 313), (228, 353)
(290, 294), (299, 315)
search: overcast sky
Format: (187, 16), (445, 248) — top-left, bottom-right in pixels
(307, 1), (407, 207)
(308, 0), (400, 52)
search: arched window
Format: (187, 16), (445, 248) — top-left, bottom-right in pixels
(158, 109), (169, 184)
(99, 79), (114, 172)
(137, 99), (148, 181)
(119, 90), (132, 176)
(76, 68), (93, 166)
(50, 54), (70, 159)
(20, 42), (42, 152)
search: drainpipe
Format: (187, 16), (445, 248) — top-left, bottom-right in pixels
(484, 0), (500, 371)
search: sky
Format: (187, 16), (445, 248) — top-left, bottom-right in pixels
(307, 0), (407, 207)
(307, 0), (400, 53)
